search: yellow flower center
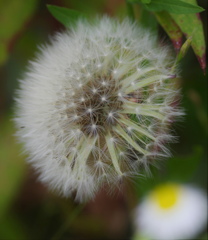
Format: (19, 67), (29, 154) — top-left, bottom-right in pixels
(151, 183), (180, 209)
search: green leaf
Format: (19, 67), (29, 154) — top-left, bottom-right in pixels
(65, 0), (106, 16)
(0, 214), (27, 240)
(139, 8), (158, 34)
(126, 1), (135, 20)
(176, 36), (192, 63)
(47, 5), (84, 28)
(141, 0), (151, 3)
(135, 146), (203, 197)
(132, 233), (151, 240)
(154, 11), (183, 50)
(165, 146), (203, 182)
(171, 36), (192, 72)
(200, 233), (208, 240)
(0, 117), (26, 218)
(170, 0), (206, 71)
(134, 166), (163, 198)
(0, 43), (8, 65)
(146, 0), (204, 14)
(0, 0), (38, 65)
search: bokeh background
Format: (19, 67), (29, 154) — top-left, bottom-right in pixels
(0, 0), (207, 239)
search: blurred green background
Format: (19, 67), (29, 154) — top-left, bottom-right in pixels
(0, 0), (207, 239)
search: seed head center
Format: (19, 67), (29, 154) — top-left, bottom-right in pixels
(70, 76), (123, 136)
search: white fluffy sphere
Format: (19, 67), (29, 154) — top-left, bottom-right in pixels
(15, 17), (183, 202)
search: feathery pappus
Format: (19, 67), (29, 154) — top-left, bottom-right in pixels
(14, 17), (183, 202)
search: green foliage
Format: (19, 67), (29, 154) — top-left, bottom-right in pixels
(135, 146), (203, 197)
(0, 0), (39, 65)
(175, 36), (192, 63)
(153, 11), (183, 50)
(63, 0), (106, 15)
(0, 118), (26, 218)
(144, 0), (204, 14)
(47, 5), (84, 28)
(201, 233), (208, 240)
(127, 0), (204, 14)
(141, 0), (151, 3)
(132, 232), (151, 240)
(139, 8), (158, 34)
(166, 146), (202, 182)
(126, 1), (135, 21)
(0, 214), (27, 240)
(170, 0), (206, 71)
(126, 0), (206, 70)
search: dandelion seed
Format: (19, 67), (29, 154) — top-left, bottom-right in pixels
(101, 81), (107, 86)
(92, 88), (97, 93)
(108, 112), (113, 117)
(101, 96), (107, 101)
(73, 114), (79, 120)
(113, 69), (118, 75)
(14, 17), (183, 202)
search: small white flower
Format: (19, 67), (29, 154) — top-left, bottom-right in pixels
(14, 17), (183, 202)
(134, 183), (208, 240)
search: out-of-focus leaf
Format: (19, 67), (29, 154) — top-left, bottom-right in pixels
(176, 36), (192, 63)
(135, 146), (203, 197)
(128, 0), (204, 13)
(141, 0), (151, 3)
(200, 233), (208, 240)
(0, 117), (26, 218)
(135, 166), (163, 198)
(47, 5), (84, 28)
(132, 233), (150, 240)
(188, 90), (208, 134)
(0, 0), (38, 65)
(146, 0), (204, 14)
(63, 0), (106, 16)
(170, 0), (206, 71)
(171, 37), (192, 72)
(0, 214), (27, 240)
(139, 8), (158, 34)
(0, 43), (8, 65)
(165, 146), (203, 182)
(126, 1), (135, 20)
(154, 11), (183, 51)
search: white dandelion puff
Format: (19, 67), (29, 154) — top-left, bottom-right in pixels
(14, 17), (183, 202)
(134, 183), (208, 240)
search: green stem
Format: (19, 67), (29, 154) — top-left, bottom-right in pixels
(51, 203), (86, 240)
(171, 37), (192, 74)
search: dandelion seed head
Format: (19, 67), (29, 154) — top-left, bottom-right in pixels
(14, 17), (183, 202)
